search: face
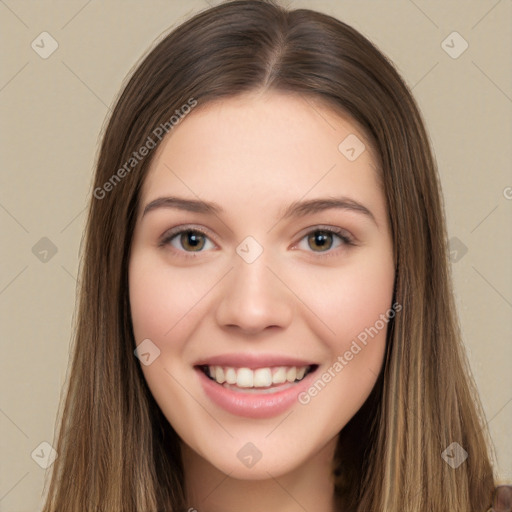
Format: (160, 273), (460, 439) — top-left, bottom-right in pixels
(129, 91), (395, 480)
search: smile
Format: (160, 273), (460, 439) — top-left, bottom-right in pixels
(194, 359), (319, 418)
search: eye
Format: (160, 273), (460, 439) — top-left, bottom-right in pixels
(295, 227), (354, 254)
(159, 225), (355, 258)
(160, 227), (216, 254)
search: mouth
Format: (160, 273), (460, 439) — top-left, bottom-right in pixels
(194, 360), (319, 418)
(196, 364), (318, 393)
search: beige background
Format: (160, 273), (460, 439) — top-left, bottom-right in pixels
(1, 1), (511, 510)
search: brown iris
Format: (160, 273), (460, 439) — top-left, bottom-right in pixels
(307, 231), (333, 252)
(180, 230), (206, 251)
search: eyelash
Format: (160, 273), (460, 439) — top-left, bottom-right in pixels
(158, 224), (355, 259)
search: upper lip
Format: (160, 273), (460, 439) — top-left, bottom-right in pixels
(194, 353), (316, 369)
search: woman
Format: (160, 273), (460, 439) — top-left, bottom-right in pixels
(41, 1), (496, 510)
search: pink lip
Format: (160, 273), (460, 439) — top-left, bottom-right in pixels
(193, 353), (314, 369)
(195, 366), (318, 419)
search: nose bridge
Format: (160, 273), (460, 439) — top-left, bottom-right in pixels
(214, 246), (293, 333)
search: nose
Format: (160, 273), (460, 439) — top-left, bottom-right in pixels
(214, 254), (293, 335)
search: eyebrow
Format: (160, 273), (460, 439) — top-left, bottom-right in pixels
(142, 196), (222, 217)
(142, 195), (376, 224)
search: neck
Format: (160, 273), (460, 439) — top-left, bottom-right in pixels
(181, 436), (338, 512)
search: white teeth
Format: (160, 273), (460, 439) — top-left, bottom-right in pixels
(253, 368), (272, 387)
(296, 367), (306, 380)
(215, 366), (226, 384)
(204, 365), (311, 388)
(225, 367), (237, 384)
(272, 367), (287, 384)
(236, 368), (253, 388)
(286, 367), (297, 382)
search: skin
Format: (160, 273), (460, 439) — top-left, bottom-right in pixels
(128, 90), (395, 512)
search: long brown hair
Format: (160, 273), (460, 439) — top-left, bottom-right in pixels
(41, 1), (496, 510)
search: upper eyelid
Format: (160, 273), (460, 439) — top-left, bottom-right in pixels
(160, 224), (219, 245)
(295, 224), (353, 240)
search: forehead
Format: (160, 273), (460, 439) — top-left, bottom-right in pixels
(140, 91), (382, 216)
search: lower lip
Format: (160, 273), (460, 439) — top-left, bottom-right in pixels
(195, 367), (317, 419)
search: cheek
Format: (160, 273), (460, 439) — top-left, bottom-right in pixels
(292, 262), (394, 433)
(128, 255), (212, 344)
(290, 251), (395, 349)
(128, 256), (214, 438)
(335, 265), (394, 343)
